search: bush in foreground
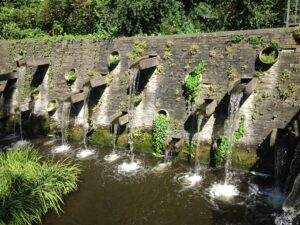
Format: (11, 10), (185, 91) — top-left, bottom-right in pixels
(0, 146), (80, 225)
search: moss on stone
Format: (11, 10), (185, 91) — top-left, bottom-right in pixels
(89, 128), (113, 146)
(69, 126), (85, 142)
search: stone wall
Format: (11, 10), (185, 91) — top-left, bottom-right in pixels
(0, 27), (299, 154)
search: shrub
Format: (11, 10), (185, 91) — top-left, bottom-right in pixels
(0, 146), (80, 225)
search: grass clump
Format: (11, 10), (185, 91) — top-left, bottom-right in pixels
(152, 114), (170, 156)
(183, 60), (206, 103)
(127, 39), (147, 61)
(0, 146), (80, 225)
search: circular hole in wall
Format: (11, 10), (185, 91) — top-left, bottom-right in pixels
(65, 68), (77, 86)
(107, 51), (120, 71)
(157, 109), (169, 117)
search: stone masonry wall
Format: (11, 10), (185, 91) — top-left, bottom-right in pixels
(0, 27), (299, 152)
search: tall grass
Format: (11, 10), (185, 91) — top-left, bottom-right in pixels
(0, 146), (80, 225)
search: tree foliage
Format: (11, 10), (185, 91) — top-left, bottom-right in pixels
(0, 0), (287, 40)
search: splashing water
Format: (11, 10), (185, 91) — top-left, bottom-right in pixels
(208, 183), (239, 201)
(52, 144), (70, 153)
(104, 152), (121, 162)
(275, 173), (300, 225)
(117, 160), (142, 174)
(152, 162), (172, 173)
(104, 124), (121, 162)
(76, 149), (95, 159)
(11, 140), (31, 149)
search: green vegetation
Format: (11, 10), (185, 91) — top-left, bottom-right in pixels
(227, 66), (237, 81)
(214, 115), (246, 165)
(294, 26), (300, 42)
(277, 69), (297, 100)
(226, 35), (281, 51)
(152, 114), (170, 155)
(183, 61), (206, 103)
(259, 47), (279, 64)
(127, 39), (147, 61)
(107, 53), (120, 67)
(0, 0), (286, 40)
(65, 69), (77, 81)
(0, 146), (80, 225)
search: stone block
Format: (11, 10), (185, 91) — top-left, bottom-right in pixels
(0, 80), (7, 92)
(0, 71), (19, 81)
(174, 139), (185, 149)
(19, 103), (31, 112)
(108, 111), (123, 124)
(17, 59), (27, 67)
(139, 56), (159, 70)
(244, 78), (258, 95)
(70, 92), (85, 103)
(118, 114), (129, 126)
(90, 76), (107, 88)
(205, 99), (217, 116)
(75, 77), (91, 91)
(26, 58), (50, 67)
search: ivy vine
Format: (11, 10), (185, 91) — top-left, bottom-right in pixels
(214, 114), (246, 165)
(183, 60), (206, 103)
(152, 114), (170, 155)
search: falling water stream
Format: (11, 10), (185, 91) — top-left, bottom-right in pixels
(16, 67), (25, 141)
(117, 68), (142, 173)
(209, 92), (243, 200)
(127, 68), (139, 157)
(104, 123), (121, 162)
(52, 102), (71, 153)
(76, 87), (95, 159)
(224, 92), (243, 184)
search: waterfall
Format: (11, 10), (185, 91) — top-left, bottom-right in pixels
(83, 87), (91, 149)
(16, 67), (26, 140)
(60, 102), (71, 146)
(112, 123), (119, 152)
(127, 68), (139, 157)
(224, 92), (243, 184)
(275, 173), (300, 225)
(274, 146), (289, 189)
(195, 114), (204, 172)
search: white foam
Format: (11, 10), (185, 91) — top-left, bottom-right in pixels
(104, 152), (121, 162)
(12, 140), (31, 149)
(209, 183), (239, 201)
(76, 149), (95, 159)
(152, 162), (172, 173)
(275, 207), (299, 225)
(118, 160), (141, 173)
(178, 173), (203, 188)
(51, 145), (70, 153)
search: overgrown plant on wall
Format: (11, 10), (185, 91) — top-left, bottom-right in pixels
(0, 146), (80, 225)
(213, 114), (246, 166)
(183, 60), (206, 103)
(152, 114), (170, 156)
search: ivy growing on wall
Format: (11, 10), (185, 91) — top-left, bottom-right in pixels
(152, 113), (170, 155)
(214, 114), (246, 166)
(183, 60), (206, 103)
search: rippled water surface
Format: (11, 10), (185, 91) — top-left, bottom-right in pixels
(0, 137), (294, 225)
